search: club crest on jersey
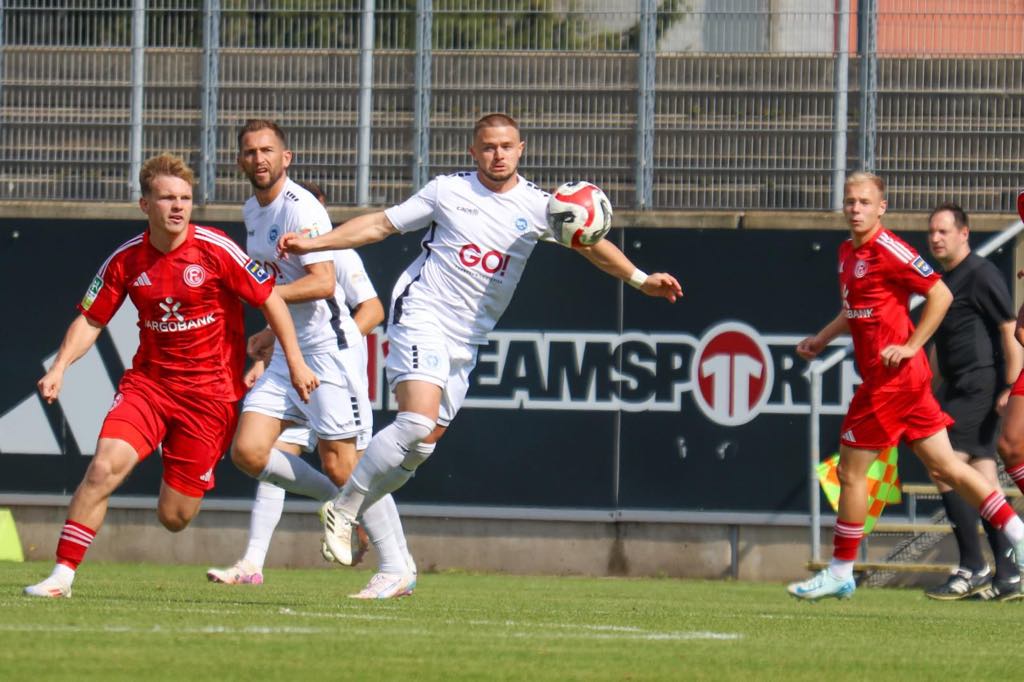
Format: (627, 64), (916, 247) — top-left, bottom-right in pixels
(245, 260), (271, 283)
(515, 217), (528, 232)
(911, 256), (934, 276)
(268, 225), (280, 244)
(853, 260), (868, 278)
(183, 264), (206, 287)
(81, 276), (103, 310)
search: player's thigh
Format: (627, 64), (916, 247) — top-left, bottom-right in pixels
(239, 356), (301, 452)
(394, 380), (443, 421)
(163, 398), (238, 497)
(233, 411), (287, 463)
(78, 438), (142, 494)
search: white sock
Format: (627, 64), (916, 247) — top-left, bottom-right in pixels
(258, 447), (338, 501)
(242, 482), (286, 571)
(52, 563), (75, 587)
(828, 559), (854, 579)
(1003, 515), (1024, 545)
(335, 412), (435, 519)
(360, 495), (406, 575)
(359, 441), (436, 515)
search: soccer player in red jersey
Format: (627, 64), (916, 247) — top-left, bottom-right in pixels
(24, 154), (318, 598)
(787, 172), (1024, 601)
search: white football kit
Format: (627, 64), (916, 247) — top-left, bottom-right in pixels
(383, 171), (560, 424)
(242, 178), (372, 441)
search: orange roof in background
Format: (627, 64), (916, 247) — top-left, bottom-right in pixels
(851, 0), (1024, 54)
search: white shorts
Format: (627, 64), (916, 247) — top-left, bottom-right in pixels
(278, 425), (371, 452)
(385, 319), (478, 426)
(243, 349), (372, 441)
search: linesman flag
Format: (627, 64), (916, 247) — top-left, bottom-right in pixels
(816, 447), (901, 534)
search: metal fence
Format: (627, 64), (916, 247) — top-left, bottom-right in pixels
(1, 0), (1023, 212)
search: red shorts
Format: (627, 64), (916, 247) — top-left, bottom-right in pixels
(98, 371), (239, 497)
(840, 384), (953, 451)
(1011, 368), (1024, 396)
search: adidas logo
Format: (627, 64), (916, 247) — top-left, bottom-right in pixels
(132, 272), (152, 287)
(841, 429), (855, 442)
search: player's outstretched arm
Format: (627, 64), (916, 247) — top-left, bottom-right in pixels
(37, 314), (104, 404)
(278, 211), (398, 257)
(259, 291), (320, 402)
(574, 238), (682, 302)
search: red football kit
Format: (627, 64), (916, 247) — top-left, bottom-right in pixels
(838, 227), (952, 450)
(79, 224), (274, 496)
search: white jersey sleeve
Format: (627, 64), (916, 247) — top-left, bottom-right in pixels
(334, 249), (377, 308)
(384, 178), (439, 234)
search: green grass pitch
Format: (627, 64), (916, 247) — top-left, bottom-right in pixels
(0, 561), (1021, 681)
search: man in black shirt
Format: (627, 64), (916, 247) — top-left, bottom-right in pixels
(925, 202), (1023, 601)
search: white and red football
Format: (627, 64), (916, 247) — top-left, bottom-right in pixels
(546, 181), (613, 248)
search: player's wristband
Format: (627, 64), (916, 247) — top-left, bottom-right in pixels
(627, 269), (649, 290)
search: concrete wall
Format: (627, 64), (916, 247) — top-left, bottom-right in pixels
(6, 502), (967, 585)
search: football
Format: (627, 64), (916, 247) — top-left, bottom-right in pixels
(547, 181), (613, 248)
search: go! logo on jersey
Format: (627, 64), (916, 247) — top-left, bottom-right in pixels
(458, 243), (511, 276)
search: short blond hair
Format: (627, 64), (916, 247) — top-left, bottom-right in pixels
(139, 154), (195, 195)
(844, 171), (885, 198)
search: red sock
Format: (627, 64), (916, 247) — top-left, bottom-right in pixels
(56, 520), (96, 570)
(1006, 464), (1024, 494)
(979, 491), (1016, 530)
(832, 520), (864, 561)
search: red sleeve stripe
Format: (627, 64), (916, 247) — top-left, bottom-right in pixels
(96, 234), (144, 278)
(195, 226), (250, 268)
(877, 232), (914, 263)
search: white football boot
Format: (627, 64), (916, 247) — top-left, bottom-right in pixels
(319, 501), (359, 566)
(24, 575), (72, 599)
(348, 571), (416, 600)
(206, 559), (264, 585)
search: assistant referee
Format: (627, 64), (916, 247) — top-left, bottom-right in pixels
(925, 201), (1023, 601)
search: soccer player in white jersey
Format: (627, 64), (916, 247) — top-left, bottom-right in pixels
(208, 180), (409, 585)
(280, 113), (682, 598)
(227, 122), (412, 594)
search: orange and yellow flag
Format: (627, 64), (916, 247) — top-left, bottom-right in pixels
(816, 447), (901, 533)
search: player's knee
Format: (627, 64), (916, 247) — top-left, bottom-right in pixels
(157, 507), (193, 532)
(401, 441), (436, 472)
(230, 440), (264, 476)
(393, 411), (436, 448)
(998, 431), (1024, 467)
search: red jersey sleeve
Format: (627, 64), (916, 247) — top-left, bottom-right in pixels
(876, 230), (941, 296)
(76, 235), (140, 325)
(197, 225), (275, 307)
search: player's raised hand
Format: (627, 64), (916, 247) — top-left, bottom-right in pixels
(37, 367), (64, 404)
(277, 232), (314, 258)
(289, 362), (320, 403)
(880, 343), (915, 368)
(640, 273), (683, 302)
(796, 336), (824, 360)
